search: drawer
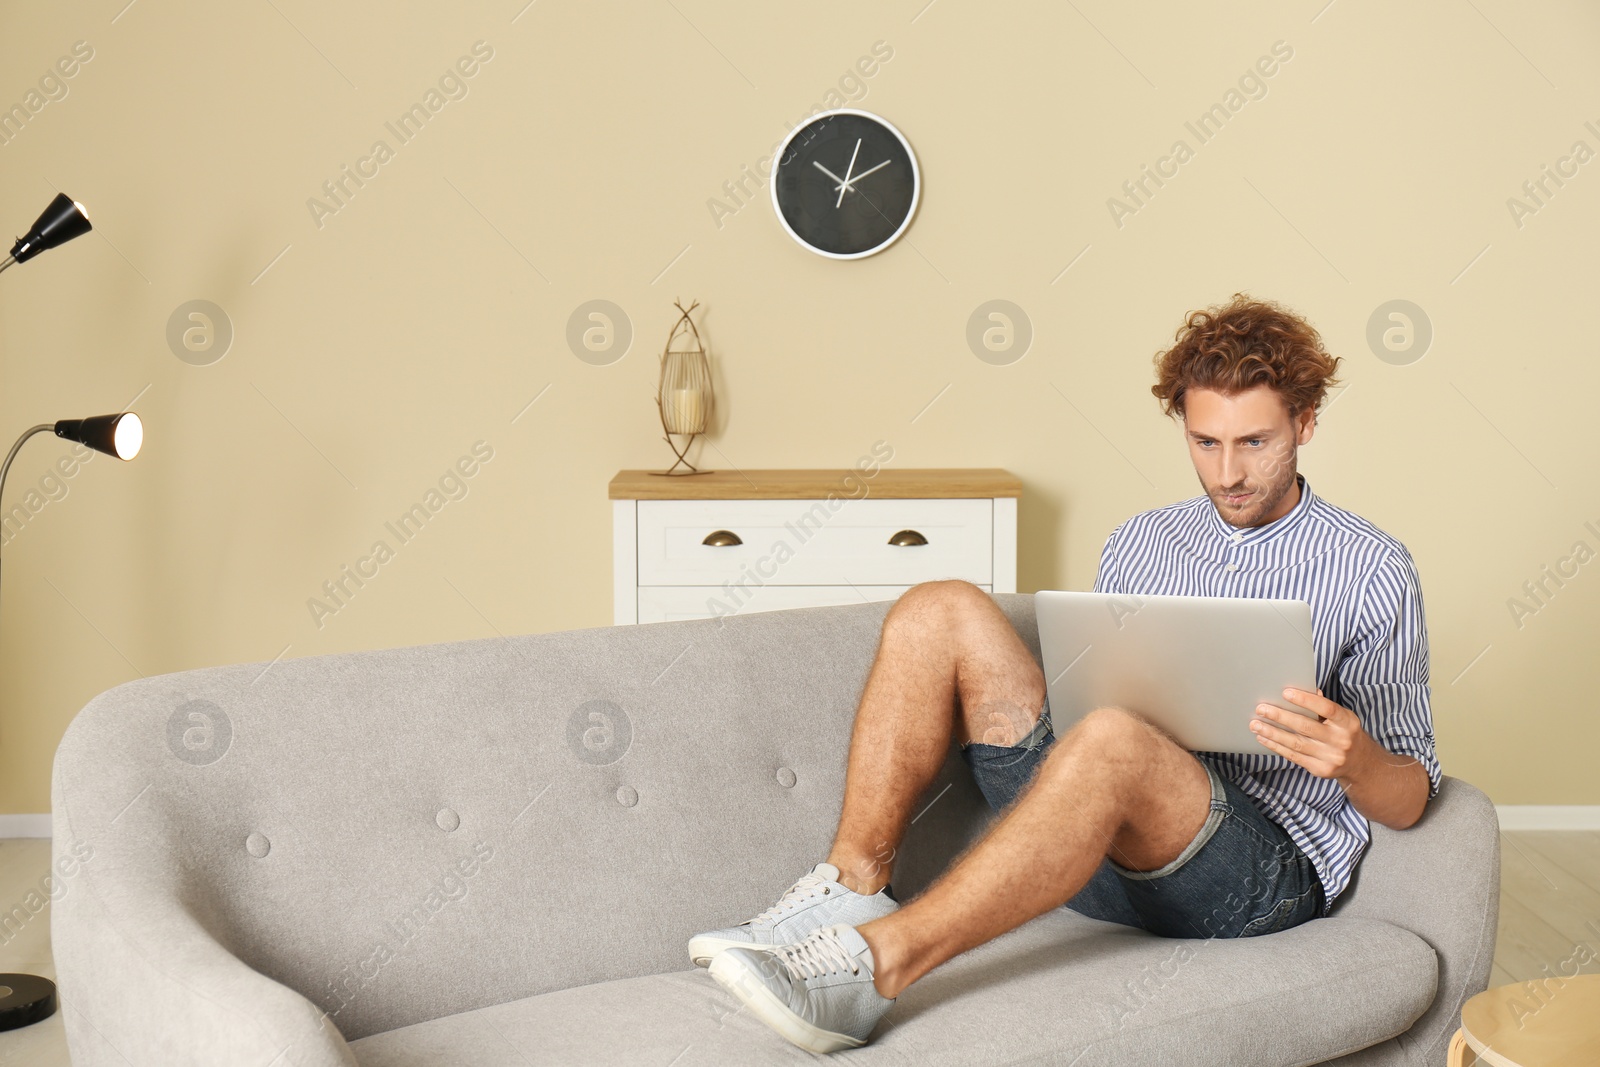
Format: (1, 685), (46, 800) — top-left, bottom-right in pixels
(636, 498), (993, 587)
(639, 584), (992, 623)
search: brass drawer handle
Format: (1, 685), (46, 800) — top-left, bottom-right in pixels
(887, 529), (928, 547)
(702, 530), (743, 547)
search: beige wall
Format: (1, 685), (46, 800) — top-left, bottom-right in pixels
(1, 1), (1596, 814)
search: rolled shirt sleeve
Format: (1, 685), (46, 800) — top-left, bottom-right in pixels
(1336, 547), (1442, 798)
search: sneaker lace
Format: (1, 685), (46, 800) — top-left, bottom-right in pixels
(776, 928), (859, 980)
(746, 872), (829, 926)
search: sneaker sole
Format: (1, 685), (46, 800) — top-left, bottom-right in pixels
(707, 951), (867, 1054)
(687, 934), (770, 967)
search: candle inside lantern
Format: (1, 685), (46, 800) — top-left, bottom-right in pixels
(665, 388), (706, 434)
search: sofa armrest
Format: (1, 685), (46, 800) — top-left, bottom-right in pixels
(52, 872), (357, 1067)
(1327, 776), (1499, 1066)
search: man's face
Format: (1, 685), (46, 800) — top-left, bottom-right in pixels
(1183, 385), (1315, 528)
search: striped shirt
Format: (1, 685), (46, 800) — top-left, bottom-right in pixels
(1091, 471), (1441, 913)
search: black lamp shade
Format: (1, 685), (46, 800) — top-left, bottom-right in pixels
(10, 193), (92, 264)
(54, 412), (142, 460)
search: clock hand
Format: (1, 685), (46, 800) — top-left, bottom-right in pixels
(835, 138), (862, 209)
(832, 158), (890, 190)
(812, 161), (849, 186)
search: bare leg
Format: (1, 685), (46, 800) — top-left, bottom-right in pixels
(825, 580), (1047, 895)
(860, 706), (1213, 998)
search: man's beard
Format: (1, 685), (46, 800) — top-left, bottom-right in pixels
(1206, 460), (1296, 528)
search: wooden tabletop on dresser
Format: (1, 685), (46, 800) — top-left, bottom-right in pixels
(608, 468), (1022, 500)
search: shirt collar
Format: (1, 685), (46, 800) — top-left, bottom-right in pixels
(1208, 472), (1315, 544)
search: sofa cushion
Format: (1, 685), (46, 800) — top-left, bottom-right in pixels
(348, 910), (1437, 1066)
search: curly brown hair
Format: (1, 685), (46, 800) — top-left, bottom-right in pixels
(1151, 294), (1342, 421)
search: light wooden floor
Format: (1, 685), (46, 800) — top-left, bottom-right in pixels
(1490, 831), (1600, 989)
(2, 832), (1597, 1064)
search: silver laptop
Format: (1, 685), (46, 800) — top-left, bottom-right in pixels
(1033, 590), (1319, 754)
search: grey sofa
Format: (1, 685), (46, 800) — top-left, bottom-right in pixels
(50, 594), (1499, 1065)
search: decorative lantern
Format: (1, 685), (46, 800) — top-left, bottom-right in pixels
(653, 299), (715, 476)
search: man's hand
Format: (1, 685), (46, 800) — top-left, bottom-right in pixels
(1250, 687), (1365, 778)
(1251, 687), (1430, 830)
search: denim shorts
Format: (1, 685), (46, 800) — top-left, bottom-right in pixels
(961, 708), (1325, 939)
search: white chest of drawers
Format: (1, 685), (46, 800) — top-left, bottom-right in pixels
(610, 469), (1020, 624)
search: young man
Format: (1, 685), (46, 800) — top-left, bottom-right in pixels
(691, 294), (1442, 1054)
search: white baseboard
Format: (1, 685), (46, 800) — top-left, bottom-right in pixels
(0, 814), (52, 838)
(1496, 806), (1600, 831)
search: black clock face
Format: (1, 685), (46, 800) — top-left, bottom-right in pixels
(770, 109), (919, 259)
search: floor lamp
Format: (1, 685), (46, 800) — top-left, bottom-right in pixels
(0, 193), (144, 1033)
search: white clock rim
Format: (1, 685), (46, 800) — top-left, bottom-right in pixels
(768, 107), (921, 261)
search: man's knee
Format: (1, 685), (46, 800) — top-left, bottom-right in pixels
(892, 578), (991, 617)
(1077, 705), (1153, 739)
(1046, 707), (1202, 810)
(1058, 706), (1169, 766)
(884, 579), (992, 640)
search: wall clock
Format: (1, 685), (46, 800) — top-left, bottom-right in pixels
(770, 108), (919, 259)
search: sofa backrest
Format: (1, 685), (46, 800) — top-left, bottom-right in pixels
(51, 595), (1021, 1041)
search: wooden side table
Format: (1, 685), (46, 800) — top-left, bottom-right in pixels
(1448, 974), (1600, 1066)
(609, 468), (1021, 624)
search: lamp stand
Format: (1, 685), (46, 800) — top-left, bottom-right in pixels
(0, 425), (58, 1030)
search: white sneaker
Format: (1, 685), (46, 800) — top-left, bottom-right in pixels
(687, 862), (898, 967)
(709, 924), (894, 1053)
